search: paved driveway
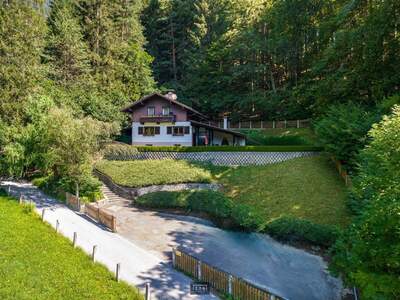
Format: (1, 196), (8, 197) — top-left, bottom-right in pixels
(102, 199), (342, 300)
(1, 181), (217, 300)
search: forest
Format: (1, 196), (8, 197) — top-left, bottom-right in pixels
(0, 1), (399, 299)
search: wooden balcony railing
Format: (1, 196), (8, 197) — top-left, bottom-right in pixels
(139, 115), (176, 123)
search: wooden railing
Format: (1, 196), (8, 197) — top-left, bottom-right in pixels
(172, 248), (287, 300)
(85, 203), (117, 232)
(210, 119), (311, 130)
(331, 157), (352, 187)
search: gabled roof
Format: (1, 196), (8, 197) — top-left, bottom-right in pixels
(122, 93), (208, 120)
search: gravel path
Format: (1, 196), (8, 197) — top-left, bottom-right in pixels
(1, 181), (217, 300)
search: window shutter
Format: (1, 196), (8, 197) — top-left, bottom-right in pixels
(138, 127), (143, 135)
(184, 126), (190, 134)
(167, 127), (172, 134)
(155, 127), (160, 134)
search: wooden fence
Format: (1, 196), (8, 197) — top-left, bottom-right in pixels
(65, 192), (84, 212)
(210, 119), (311, 130)
(172, 248), (287, 300)
(331, 157), (352, 187)
(85, 203), (117, 232)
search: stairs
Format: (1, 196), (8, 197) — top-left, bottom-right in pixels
(100, 185), (130, 205)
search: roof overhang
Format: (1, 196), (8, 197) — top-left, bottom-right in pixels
(190, 120), (246, 138)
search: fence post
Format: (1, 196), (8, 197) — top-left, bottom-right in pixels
(238, 121), (241, 129)
(297, 119), (300, 128)
(228, 275), (233, 295)
(56, 220), (60, 233)
(19, 194), (23, 204)
(145, 282), (151, 300)
(8, 186), (10, 194)
(284, 120), (287, 128)
(115, 263), (121, 282)
(73, 232), (77, 247)
(197, 260), (202, 281)
(272, 120), (275, 129)
(92, 245), (97, 262)
(249, 120), (252, 129)
(41, 209), (45, 221)
(172, 248), (176, 267)
(112, 216), (117, 233)
(261, 121), (264, 129)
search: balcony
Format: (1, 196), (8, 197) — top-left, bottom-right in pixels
(139, 114), (176, 124)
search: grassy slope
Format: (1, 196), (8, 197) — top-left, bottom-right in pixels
(95, 159), (212, 187)
(0, 196), (142, 300)
(99, 155), (349, 227)
(215, 155), (349, 226)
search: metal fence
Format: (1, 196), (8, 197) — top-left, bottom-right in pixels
(172, 248), (287, 300)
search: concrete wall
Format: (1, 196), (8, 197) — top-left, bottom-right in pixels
(130, 96), (188, 122)
(132, 121), (192, 146)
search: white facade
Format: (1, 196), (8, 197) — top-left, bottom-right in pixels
(131, 121), (192, 146)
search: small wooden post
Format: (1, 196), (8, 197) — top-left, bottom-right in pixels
(228, 275), (233, 295)
(284, 120), (287, 128)
(41, 209), (45, 220)
(297, 119), (300, 128)
(172, 248), (176, 267)
(249, 120), (252, 129)
(111, 216), (117, 233)
(115, 263), (121, 282)
(8, 186), (10, 194)
(19, 195), (23, 204)
(92, 245), (97, 262)
(272, 120), (275, 129)
(145, 282), (151, 300)
(197, 260), (202, 281)
(56, 220), (60, 233)
(73, 232), (77, 247)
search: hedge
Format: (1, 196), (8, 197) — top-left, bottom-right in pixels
(134, 145), (322, 152)
(136, 191), (339, 248)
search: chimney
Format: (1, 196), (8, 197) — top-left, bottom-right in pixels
(165, 91), (177, 101)
(223, 116), (228, 129)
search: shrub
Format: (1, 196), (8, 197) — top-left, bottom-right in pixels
(231, 204), (265, 231)
(244, 131), (309, 146)
(103, 143), (139, 159)
(134, 145), (322, 152)
(136, 191), (189, 208)
(314, 103), (380, 170)
(186, 190), (233, 219)
(265, 216), (340, 247)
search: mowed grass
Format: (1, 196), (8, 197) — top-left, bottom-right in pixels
(95, 159), (213, 187)
(216, 155), (350, 226)
(0, 195), (142, 300)
(99, 155), (350, 227)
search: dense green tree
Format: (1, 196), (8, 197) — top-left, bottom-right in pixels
(0, 1), (48, 124)
(331, 106), (400, 300)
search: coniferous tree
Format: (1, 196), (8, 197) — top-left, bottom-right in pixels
(0, 1), (48, 124)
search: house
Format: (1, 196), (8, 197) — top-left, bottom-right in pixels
(122, 92), (246, 146)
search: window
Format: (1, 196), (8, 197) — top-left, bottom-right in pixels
(167, 126), (172, 134)
(173, 126), (190, 136)
(162, 106), (170, 116)
(139, 126), (160, 136)
(147, 106), (155, 116)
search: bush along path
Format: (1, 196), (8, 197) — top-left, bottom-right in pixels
(0, 180), (217, 300)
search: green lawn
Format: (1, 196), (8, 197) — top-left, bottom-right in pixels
(240, 128), (318, 146)
(0, 195), (142, 300)
(99, 155), (350, 227)
(95, 159), (213, 187)
(215, 155), (349, 226)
